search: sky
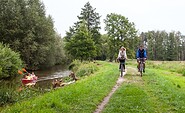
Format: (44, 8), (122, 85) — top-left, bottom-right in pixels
(41, 0), (185, 36)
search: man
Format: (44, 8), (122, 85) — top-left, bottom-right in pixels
(136, 45), (147, 72)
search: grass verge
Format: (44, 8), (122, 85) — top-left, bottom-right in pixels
(102, 65), (185, 113)
(1, 61), (119, 113)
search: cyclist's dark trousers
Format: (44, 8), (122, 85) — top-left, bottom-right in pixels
(119, 59), (125, 70)
(138, 63), (145, 69)
(137, 59), (145, 69)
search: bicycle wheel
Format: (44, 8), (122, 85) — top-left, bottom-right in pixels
(120, 64), (123, 77)
(140, 63), (143, 77)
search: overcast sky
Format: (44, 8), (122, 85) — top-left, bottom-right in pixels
(42, 0), (185, 36)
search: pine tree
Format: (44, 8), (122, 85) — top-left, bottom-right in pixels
(65, 20), (96, 61)
(76, 2), (101, 59)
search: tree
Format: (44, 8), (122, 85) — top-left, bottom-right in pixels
(65, 21), (96, 61)
(104, 13), (137, 61)
(65, 2), (102, 60)
(0, 0), (66, 70)
(0, 43), (23, 79)
(143, 30), (185, 61)
(77, 2), (101, 43)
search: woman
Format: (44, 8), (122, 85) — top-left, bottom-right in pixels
(117, 46), (127, 72)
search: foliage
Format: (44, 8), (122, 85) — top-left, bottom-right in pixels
(0, 84), (48, 107)
(97, 34), (110, 60)
(64, 2), (103, 61)
(65, 21), (96, 61)
(141, 31), (185, 61)
(1, 61), (185, 112)
(77, 2), (102, 59)
(104, 13), (138, 61)
(1, 61), (119, 113)
(0, 0), (66, 70)
(183, 70), (185, 76)
(0, 43), (23, 79)
(69, 60), (98, 77)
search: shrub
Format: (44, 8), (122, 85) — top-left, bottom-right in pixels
(69, 60), (98, 77)
(76, 63), (98, 77)
(0, 43), (23, 79)
(183, 70), (185, 76)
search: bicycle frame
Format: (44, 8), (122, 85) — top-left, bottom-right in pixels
(139, 58), (144, 77)
(120, 62), (125, 77)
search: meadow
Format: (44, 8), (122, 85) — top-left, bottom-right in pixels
(1, 60), (185, 113)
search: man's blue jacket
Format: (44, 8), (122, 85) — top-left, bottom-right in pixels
(136, 49), (147, 58)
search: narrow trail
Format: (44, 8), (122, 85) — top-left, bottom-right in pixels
(94, 67), (139, 113)
(94, 70), (127, 113)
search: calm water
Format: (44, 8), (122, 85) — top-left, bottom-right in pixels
(34, 65), (71, 89)
(0, 65), (71, 90)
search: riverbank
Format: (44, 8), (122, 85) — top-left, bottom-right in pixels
(0, 64), (71, 107)
(1, 61), (119, 112)
(1, 60), (185, 112)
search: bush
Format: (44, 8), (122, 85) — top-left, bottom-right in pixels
(0, 87), (16, 106)
(76, 63), (98, 77)
(182, 70), (185, 76)
(69, 60), (98, 77)
(0, 43), (23, 79)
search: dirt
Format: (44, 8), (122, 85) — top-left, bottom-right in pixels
(94, 71), (126, 113)
(94, 67), (139, 113)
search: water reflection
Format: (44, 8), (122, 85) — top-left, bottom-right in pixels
(33, 65), (71, 89)
(0, 65), (71, 90)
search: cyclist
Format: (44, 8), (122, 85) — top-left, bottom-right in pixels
(117, 46), (127, 72)
(136, 45), (147, 72)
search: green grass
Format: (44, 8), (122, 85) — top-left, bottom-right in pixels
(127, 59), (185, 75)
(147, 61), (185, 74)
(1, 61), (119, 113)
(102, 64), (185, 113)
(1, 60), (185, 113)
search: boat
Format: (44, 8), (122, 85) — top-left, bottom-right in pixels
(21, 76), (38, 85)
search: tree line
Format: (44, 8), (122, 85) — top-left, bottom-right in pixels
(64, 2), (140, 62)
(140, 31), (185, 61)
(0, 1), (184, 79)
(0, 0), (66, 71)
(64, 2), (185, 61)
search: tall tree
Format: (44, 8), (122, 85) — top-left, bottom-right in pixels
(104, 13), (137, 61)
(65, 21), (96, 61)
(144, 30), (184, 61)
(65, 2), (102, 60)
(166, 32), (178, 61)
(0, 0), (66, 69)
(77, 2), (101, 43)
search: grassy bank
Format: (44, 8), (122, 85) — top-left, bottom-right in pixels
(1, 61), (119, 113)
(103, 62), (185, 113)
(1, 60), (185, 113)
(127, 59), (185, 75)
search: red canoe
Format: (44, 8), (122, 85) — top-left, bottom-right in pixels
(21, 76), (38, 85)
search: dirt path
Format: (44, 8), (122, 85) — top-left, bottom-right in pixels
(94, 67), (139, 113)
(94, 70), (127, 113)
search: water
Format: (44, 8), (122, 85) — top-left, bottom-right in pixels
(0, 65), (71, 90)
(32, 65), (71, 89)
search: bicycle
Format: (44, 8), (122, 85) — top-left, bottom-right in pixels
(120, 62), (125, 77)
(138, 58), (145, 77)
(117, 57), (125, 77)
